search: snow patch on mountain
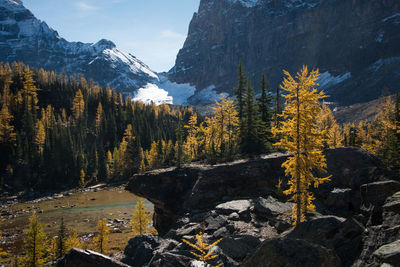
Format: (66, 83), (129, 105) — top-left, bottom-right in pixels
(190, 85), (228, 105)
(133, 83), (173, 105)
(132, 76), (196, 106)
(0, 0), (159, 93)
(102, 48), (158, 79)
(157, 75), (196, 105)
(318, 71), (351, 89)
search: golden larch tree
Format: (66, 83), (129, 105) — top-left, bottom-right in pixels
(95, 102), (103, 133)
(21, 211), (47, 267)
(93, 218), (109, 254)
(182, 232), (222, 266)
(211, 94), (239, 157)
(22, 67), (39, 112)
(272, 66), (331, 225)
(72, 89), (85, 120)
(317, 104), (343, 148)
(372, 96), (396, 154)
(131, 198), (152, 236)
(34, 120), (46, 155)
(0, 105), (16, 144)
(79, 169), (86, 188)
(48, 236), (58, 264)
(184, 114), (199, 160)
(147, 141), (160, 169)
(65, 229), (82, 251)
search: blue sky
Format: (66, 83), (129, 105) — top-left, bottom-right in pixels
(23, 0), (200, 72)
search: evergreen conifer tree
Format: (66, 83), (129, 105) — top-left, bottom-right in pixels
(257, 73), (273, 152)
(57, 217), (67, 259)
(234, 61), (246, 141)
(242, 79), (259, 155)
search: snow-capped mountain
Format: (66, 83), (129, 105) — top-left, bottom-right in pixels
(0, 0), (158, 94)
(169, 0), (400, 105)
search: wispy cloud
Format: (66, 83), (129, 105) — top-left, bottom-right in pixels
(75, 2), (99, 12)
(160, 30), (186, 40)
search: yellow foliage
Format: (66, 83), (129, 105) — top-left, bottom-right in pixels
(95, 102), (103, 133)
(317, 104), (343, 148)
(131, 198), (152, 236)
(93, 218), (109, 254)
(0, 220), (7, 257)
(182, 232), (222, 264)
(48, 236), (58, 263)
(34, 120), (46, 154)
(147, 141), (160, 169)
(79, 169), (87, 188)
(22, 67), (39, 111)
(139, 158), (146, 174)
(21, 211), (47, 267)
(199, 94), (239, 159)
(184, 114), (199, 160)
(371, 96), (397, 154)
(272, 66), (331, 225)
(0, 105), (16, 144)
(65, 230), (82, 251)
(72, 89), (85, 119)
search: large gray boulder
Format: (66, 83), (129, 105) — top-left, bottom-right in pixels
(57, 248), (128, 267)
(373, 240), (400, 266)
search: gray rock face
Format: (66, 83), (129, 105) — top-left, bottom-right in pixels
(122, 234), (161, 267)
(123, 148), (400, 267)
(127, 148), (394, 234)
(243, 238), (341, 267)
(56, 248), (128, 267)
(254, 196), (292, 217)
(373, 240), (400, 266)
(215, 200), (252, 214)
(169, 0), (400, 105)
(0, 0), (158, 93)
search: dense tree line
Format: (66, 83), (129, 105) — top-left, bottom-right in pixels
(0, 62), (194, 192)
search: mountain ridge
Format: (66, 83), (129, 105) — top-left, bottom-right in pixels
(169, 0), (400, 105)
(0, 0), (159, 94)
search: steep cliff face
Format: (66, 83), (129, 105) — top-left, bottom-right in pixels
(169, 0), (400, 105)
(0, 0), (158, 93)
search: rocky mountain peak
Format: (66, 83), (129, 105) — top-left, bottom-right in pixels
(0, 0), (158, 94)
(170, 0), (400, 105)
(93, 39), (117, 51)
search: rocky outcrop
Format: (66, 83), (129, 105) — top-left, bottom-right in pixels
(244, 238), (341, 267)
(0, 0), (158, 94)
(127, 148), (394, 234)
(123, 147), (400, 266)
(56, 248), (128, 267)
(169, 0), (400, 105)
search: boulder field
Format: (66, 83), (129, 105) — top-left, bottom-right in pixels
(59, 148), (400, 266)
